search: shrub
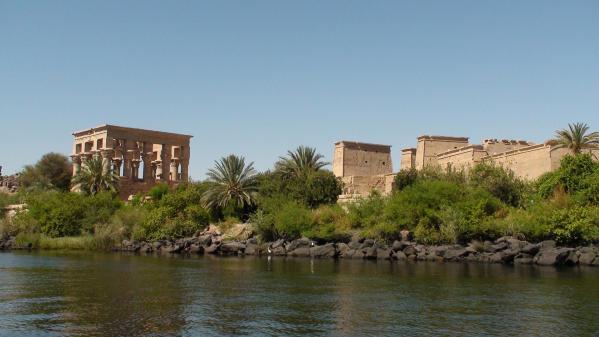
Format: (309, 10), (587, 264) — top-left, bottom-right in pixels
(148, 183), (170, 201)
(110, 206), (148, 239)
(26, 192), (87, 237)
(19, 153), (72, 191)
(25, 191), (122, 237)
(537, 154), (599, 199)
(346, 191), (387, 229)
(393, 169), (419, 191)
(250, 209), (277, 241)
(257, 170), (342, 209)
(134, 182), (213, 241)
(469, 162), (526, 207)
(303, 205), (351, 243)
(576, 170), (599, 205)
(549, 206), (599, 245)
(272, 201), (311, 240)
(91, 222), (124, 250)
(385, 180), (463, 230)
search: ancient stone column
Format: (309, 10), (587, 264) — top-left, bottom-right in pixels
(112, 158), (122, 176)
(160, 144), (172, 181)
(170, 160), (179, 182)
(179, 145), (189, 182)
(131, 159), (140, 180)
(122, 140), (132, 178)
(141, 153), (151, 181)
(70, 155), (81, 177)
(142, 142), (153, 181)
(100, 150), (113, 174)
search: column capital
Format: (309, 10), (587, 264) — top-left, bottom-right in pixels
(70, 154), (82, 163)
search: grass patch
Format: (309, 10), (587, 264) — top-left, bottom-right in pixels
(15, 233), (94, 250)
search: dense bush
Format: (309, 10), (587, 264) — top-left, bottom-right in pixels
(469, 162), (528, 207)
(272, 201), (312, 240)
(537, 154), (599, 200)
(384, 180), (503, 244)
(19, 153), (72, 191)
(132, 183), (212, 241)
(393, 169), (419, 191)
(304, 205), (352, 243)
(25, 191), (122, 237)
(257, 170), (342, 209)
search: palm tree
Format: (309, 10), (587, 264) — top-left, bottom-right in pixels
(552, 122), (599, 154)
(275, 146), (329, 178)
(201, 154), (259, 210)
(72, 156), (119, 195)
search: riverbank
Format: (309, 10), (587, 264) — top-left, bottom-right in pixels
(2, 230), (598, 267)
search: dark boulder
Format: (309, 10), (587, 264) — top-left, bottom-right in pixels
(340, 249), (356, 258)
(364, 247), (378, 259)
(578, 247), (597, 265)
(244, 243), (258, 255)
(489, 242), (508, 253)
(535, 248), (573, 266)
(521, 243), (540, 255)
(514, 253), (534, 265)
(565, 250), (579, 265)
(271, 239), (285, 249)
(220, 242), (246, 255)
(392, 240), (411, 252)
(337, 243), (350, 257)
(204, 243), (221, 254)
(403, 245), (417, 256)
(360, 239), (375, 249)
(376, 248), (395, 260)
(289, 247), (311, 257)
(443, 247), (468, 261)
(310, 243), (336, 258)
(270, 246), (286, 256)
(539, 240), (556, 250)
(197, 235), (212, 246)
(188, 243), (203, 254)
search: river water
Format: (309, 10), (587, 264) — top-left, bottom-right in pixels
(0, 251), (597, 337)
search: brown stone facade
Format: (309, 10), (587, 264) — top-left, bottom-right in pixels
(71, 124), (192, 199)
(333, 141), (393, 201)
(334, 134), (598, 202)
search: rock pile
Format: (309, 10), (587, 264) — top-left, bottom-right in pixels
(116, 233), (599, 267)
(1, 226), (598, 267)
(0, 167), (19, 193)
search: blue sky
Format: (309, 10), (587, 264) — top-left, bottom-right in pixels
(1, 1), (598, 179)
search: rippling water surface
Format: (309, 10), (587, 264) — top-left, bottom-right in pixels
(0, 251), (598, 337)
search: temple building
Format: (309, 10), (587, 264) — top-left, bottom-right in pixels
(335, 135), (599, 202)
(333, 141), (395, 201)
(71, 124), (192, 199)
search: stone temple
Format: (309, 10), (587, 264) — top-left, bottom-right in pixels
(71, 124), (192, 199)
(334, 135), (599, 201)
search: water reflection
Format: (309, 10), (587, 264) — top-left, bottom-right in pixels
(1, 252), (598, 337)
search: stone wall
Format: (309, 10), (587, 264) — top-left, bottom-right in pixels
(333, 141), (392, 177)
(482, 139), (533, 156)
(415, 136), (469, 170)
(400, 148), (416, 170)
(486, 144), (568, 180)
(436, 145), (487, 171)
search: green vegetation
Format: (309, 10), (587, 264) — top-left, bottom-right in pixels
(19, 152), (72, 191)
(2, 124), (599, 250)
(552, 122), (599, 154)
(72, 156), (119, 195)
(201, 154), (259, 218)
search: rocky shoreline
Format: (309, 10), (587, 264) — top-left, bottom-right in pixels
(2, 228), (598, 267)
